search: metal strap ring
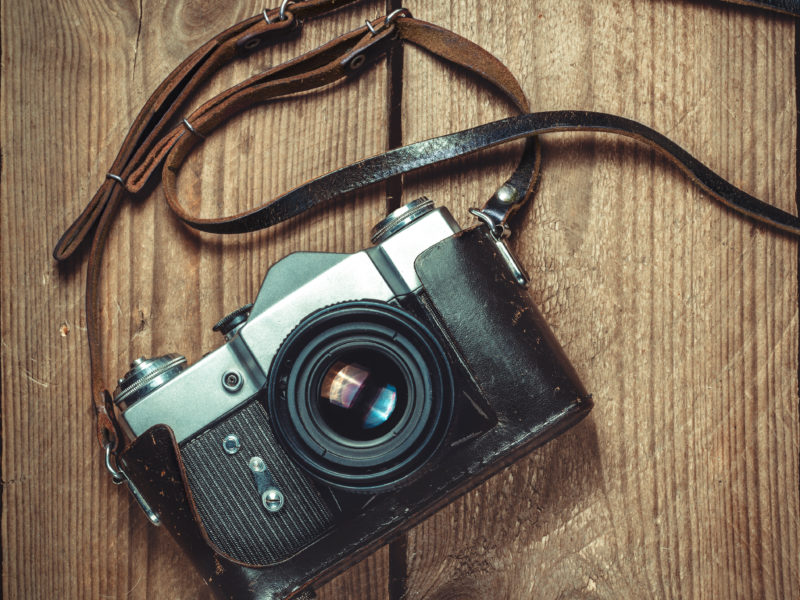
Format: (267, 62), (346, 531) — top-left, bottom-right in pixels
(385, 7), (411, 26)
(263, 8), (272, 24)
(104, 443), (126, 485)
(182, 118), (206, 139)
(105, 173), (125, 186)
(367, 8), (410, 37)
(279, 0), (293, 21)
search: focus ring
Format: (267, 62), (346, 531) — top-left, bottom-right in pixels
(266, 301), (454, 493)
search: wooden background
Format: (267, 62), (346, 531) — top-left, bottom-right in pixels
(2, 1), (798, 598)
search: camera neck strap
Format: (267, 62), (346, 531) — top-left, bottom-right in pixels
(164, 108), (800, 237)
(55, 2), (800, 456)
(730, 0), (800, 15)
(55, 7), (543, 453)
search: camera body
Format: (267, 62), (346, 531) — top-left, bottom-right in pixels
(114, 198), (592, 599)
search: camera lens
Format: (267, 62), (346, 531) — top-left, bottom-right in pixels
(267, 301), (454, 493)
(318, 351), (405, 440)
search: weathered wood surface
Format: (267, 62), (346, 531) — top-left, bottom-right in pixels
(1, 1), (797, 599)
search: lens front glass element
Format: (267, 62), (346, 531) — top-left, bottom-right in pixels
(318, 351), (406, 441)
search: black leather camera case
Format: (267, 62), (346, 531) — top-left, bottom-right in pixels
(118, 226), (592, 600)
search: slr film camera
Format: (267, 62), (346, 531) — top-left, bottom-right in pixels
(114, 197), (592, 599)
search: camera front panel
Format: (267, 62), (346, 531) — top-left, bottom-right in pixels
(173, 292), (498, 568)
(179, 399), (335, 565)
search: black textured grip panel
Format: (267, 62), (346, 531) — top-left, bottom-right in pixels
(180, 401), (334, 565)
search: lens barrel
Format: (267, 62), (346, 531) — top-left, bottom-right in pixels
(267, 301), (454, 493)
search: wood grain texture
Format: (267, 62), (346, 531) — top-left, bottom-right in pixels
(1, 1), (797, 600)
(399, 1), (799, 599)
(2, 1), (389, 598)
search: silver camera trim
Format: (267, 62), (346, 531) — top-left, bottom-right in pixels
(116, 206), (461, 444)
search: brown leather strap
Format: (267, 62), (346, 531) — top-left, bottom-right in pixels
(720, 0), (800, 16)
(56, 8), (540, 451)
(54, 1), (366, 263)
(160, 16), (539, 235)
(125, 16), (400, 194)
(164, 110), (800, 236)
(60, 2), (800, 454)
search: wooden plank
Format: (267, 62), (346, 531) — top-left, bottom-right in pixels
(1, 1), (390, 598)
(2, 1), (797, 599)
(398, 1), (799, 599)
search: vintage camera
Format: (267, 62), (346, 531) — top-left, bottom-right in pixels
(113, 198), (592, 600)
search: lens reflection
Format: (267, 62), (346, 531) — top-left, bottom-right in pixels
(362, 385), (397, 429)
(318, 356), (403, 440)
(321, 363), (370, 410)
